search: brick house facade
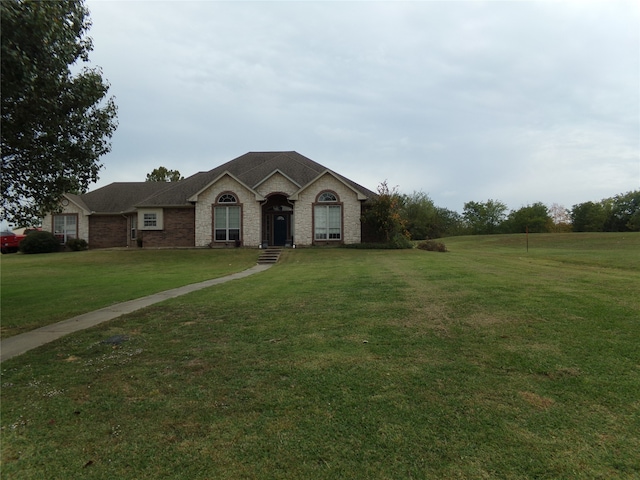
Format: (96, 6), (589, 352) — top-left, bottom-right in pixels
(42, 152), (376, 249)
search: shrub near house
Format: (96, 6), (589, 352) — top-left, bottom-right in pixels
(66, 238), (88, 251)
(19, 231), (60, 254)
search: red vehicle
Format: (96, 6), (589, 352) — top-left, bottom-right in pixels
(1, 231), (27, 254)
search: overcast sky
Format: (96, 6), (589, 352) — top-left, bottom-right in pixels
(82, 0), (638, 213)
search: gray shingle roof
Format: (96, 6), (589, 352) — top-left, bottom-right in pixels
(72, 182), (170, 213)
(80, 152), (376, 212)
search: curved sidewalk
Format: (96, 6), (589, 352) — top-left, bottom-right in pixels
(0, 263), (272, 363)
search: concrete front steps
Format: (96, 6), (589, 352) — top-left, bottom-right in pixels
(257, 247), (283, 264)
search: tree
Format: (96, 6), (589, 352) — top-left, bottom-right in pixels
(146, 167), (184, 182)
(361, 181), (411, 247)
(605, 190), (640, 232)
(462, 199), (507, 234)
(1, 0), (117, 226)
(504, 202), (551, 234)
(401, 191), (438, 240)
(401, 192), (463, 238)
(570, 201), (606, 232)
(548, 203), (572, 233)
(434, 207), (465, 237)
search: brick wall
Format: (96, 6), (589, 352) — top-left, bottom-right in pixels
(139, 208), (195, 247)
(89, 215), (128, 248)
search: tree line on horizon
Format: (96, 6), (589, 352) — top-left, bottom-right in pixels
(365, 182), (640, 244)
(416, 190), (639, 238)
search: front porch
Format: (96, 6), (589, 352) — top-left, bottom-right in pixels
(261, 194), (294, 247)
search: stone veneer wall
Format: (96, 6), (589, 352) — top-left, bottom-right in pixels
(194, 175), (261, 247)
(255, 172), (298, 197)
(190, 172), (366, 248)
(294, 174), (362, 245)
(42, 202), (89, 243)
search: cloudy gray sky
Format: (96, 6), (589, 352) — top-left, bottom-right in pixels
(83, 0), (638, 213)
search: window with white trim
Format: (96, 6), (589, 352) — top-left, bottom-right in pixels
(314, 191), (341, 241)
(130, 216), (137, 240)
(53, 214), (77, 244)
(138, 209), (163, 230)
(214, 193), (241, 241)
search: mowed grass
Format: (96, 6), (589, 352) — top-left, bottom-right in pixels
(1, 233), (639, 479)
(0, 248), (258, 338)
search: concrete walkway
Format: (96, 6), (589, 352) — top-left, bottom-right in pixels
(0, 263), (272, 363)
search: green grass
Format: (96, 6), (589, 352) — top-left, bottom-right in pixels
(0, 248), (258, 338)
(1, 233), (639, 479)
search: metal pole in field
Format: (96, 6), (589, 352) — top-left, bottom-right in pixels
(526, 225), (529, 253)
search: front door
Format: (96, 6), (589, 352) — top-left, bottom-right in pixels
(262, 194), (293, 246)
(274, 215), (287, 246)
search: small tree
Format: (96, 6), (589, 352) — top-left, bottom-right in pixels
(146, 167), (183, 182)
(362, 181), (411, 247)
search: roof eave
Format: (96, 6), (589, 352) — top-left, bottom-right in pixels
(133, 203), (195, 209)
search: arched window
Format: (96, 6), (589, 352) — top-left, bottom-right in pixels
(218, 193), (237, 203)
(314, 191), (341, 241)
(318, 191), (338, 202)
(214, 193), (240, 242)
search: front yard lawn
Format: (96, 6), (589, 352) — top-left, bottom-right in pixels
(1, 234), (639, 478)
(0, 248), (258, 338)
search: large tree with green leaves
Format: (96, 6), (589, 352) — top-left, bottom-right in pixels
(401, 191), (438, 240)
(399, 192), (463, 239)
(570, 201), (606, 232)
(571, 190), (640, 232)
(605, 190), (640, 232)
(1, 0), (117, 226)
(503, 202), (551, 234)
(462, 199), (508, 234)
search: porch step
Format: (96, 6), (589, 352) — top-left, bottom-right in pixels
(257, 247), (283, 264)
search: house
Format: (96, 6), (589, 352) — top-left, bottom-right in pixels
(42, 151), (378, 249)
